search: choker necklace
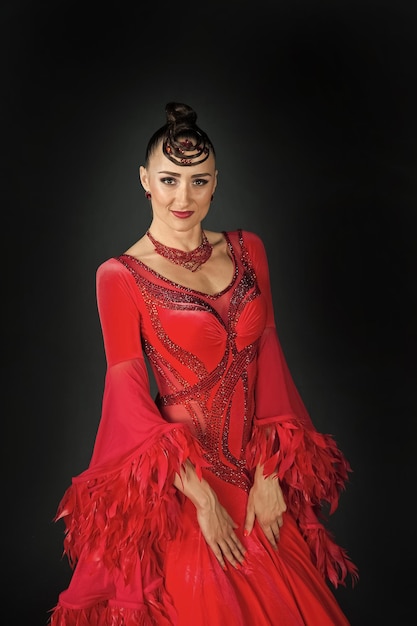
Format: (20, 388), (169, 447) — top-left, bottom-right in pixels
(146, 229), (213, 272)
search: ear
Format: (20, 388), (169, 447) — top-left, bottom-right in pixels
(139, 166), (149, 191)
(212, 169), (218, 194)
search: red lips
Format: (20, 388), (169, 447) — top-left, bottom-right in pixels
(171, 211), (194, 219)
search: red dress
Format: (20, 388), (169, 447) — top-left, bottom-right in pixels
(50, 230), (357, 625)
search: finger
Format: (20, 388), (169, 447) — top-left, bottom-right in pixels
(261, 525), (278, 550)
(211, 544), (227, 571)
(221, 538), (246, 568)
(230, 530), (246, 550)
(228, 538), (247, 564)
(229, 535), (247, 564)
(271, 520), (283, 541)
(244, 507), (255, 537)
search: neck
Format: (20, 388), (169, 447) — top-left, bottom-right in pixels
(146, 227), (213, 273)
(147, 223), (204, 251)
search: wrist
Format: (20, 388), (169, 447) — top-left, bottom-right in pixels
(174, 463), (216, 510)
(187, 478), (216, 511)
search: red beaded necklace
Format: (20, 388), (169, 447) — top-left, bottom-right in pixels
(146, 229), (213, 272)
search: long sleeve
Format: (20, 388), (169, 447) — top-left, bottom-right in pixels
(89, 258), (201, 468)
(244, 232), (358, 588)
(52, 258), (207, 625)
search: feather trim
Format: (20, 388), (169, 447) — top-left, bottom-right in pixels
(53, 426), (207, 623)
(246, 415), (359, 588)
(49, 600), (172, 626)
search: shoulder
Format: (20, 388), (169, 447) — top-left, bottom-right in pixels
(96, 256), (137, 292)
(225, 229), (267, 259)
(241, 229), (265, 249)
(97, 256), (127, 278)
(224, 229), (264, 246)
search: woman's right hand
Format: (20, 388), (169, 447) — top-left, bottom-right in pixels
(174, 460), (246, 570)
(195, 489), (246, 570)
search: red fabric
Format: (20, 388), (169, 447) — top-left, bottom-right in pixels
(50, 230), (357, 625)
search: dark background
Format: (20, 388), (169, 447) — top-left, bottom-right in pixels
(3, 1), (416, 624)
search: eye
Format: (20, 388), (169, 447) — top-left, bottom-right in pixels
(193, 179), (209, 186)
(160, 177), (177, 185)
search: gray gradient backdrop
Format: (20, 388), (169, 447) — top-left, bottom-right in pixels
(3, 1), (416, 625)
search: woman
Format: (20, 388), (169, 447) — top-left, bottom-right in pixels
(50, 102), (358, 625)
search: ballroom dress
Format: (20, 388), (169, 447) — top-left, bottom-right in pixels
(50, 229), (357, 626)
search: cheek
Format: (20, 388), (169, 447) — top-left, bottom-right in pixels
(152, 186), (174, 202)
(200, 185), (216, 199)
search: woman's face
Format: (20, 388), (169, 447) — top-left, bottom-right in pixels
(139, 141), (217, 232)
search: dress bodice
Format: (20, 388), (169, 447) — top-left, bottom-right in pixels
(117, 230), (268, 489)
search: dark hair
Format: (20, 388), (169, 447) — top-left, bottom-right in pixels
(145, 102), (215, 167)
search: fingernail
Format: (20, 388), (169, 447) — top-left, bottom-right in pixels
(243, 529), (249, 537)
(235, 563), (242, 570)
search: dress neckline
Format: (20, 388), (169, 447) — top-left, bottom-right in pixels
(119, 231), (239, 299)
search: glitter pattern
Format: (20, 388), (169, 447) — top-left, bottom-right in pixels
(118, 230), (265, 492)
(146, 229), (213, 272)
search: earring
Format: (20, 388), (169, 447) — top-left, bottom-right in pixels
(145, 191), (151, 200)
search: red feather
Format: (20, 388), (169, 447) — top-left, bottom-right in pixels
(246, 415), (358, 587)
(52, 426), (208, 623)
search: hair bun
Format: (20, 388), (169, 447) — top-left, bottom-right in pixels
(162, 102), (210, 166)
(144, 102), (214, 166)
(165, 102), (197, 127)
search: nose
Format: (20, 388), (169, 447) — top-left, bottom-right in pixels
(175, 183), (191, 207)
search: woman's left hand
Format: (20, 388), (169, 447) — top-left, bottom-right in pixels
(244, 464), (287, 550)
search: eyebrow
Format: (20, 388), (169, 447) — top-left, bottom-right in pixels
(157, 170), (213, 178)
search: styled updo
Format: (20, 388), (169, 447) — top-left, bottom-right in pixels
(144, 102), (215, 167)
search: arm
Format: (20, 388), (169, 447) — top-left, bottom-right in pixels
(89, 258), (180, 468)
(174, 460), (246, 570)
(56, 259), (207, 580)
(242, 232), (358, 586)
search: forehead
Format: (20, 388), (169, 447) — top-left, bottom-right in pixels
(147, 144), (216, 175)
